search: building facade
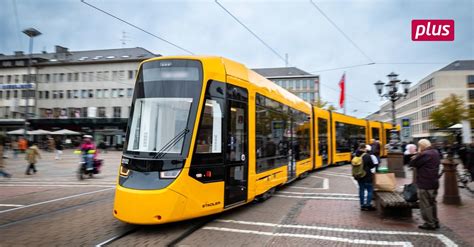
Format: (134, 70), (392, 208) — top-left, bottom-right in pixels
(252, 67), (320, 104)
(0, 46), (157, 146)
(368, 60), (474, 142)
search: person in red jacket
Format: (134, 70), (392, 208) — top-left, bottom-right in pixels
(80, 135), (97, 171)
(410, 139), (441, 230)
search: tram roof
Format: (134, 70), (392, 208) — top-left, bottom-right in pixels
(142, 55), (312, 113)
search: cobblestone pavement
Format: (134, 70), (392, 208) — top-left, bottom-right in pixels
(0, 150), (473, 246)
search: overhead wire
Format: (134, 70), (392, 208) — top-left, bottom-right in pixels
(309, 0), (374, 64)
(80, 0), (194, 55)
(215, 0), (287, 65)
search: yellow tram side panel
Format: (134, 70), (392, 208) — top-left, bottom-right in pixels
(313, 107), (331, 168)
(367, 120), (383, 152)
(115, 56), (229, 224)
(331, 112), (367, 164)
(229, 61), (313, 196)
(381, 122), (393, 157)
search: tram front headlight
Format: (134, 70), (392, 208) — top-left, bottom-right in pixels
(160, 169), (181, 179)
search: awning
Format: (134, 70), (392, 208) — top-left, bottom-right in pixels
(50, 129), (82, 135)
(29, 129), (52, 135)
(7, 129), (28, 135)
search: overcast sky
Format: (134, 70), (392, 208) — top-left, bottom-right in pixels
(1, 0), (473, 117)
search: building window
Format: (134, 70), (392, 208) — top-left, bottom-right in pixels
(38, 91), (43, 99)
(127, 88), (133, 97)
(45, 74), (50, 83)
(113, 106), (121, 118)
(88, 72), (94, 82)
(128, 70), (134, 79)
(467, 75), (474, 85)
(59, 73), (65, 82)
(97, 72), (103, 81)
(67, 73), (72, 82)
(469, 90), (474, 99)
(96, 89), (103, 98)
(112, 71), (118, 80)
(81, 90), (88, 98)
(112, 89), (118, 98)
(74, 73), (79, 82)
(7, 75), (12, 83)
(103, 71), (109, 81)
(0, 75), (3, 84)
(67, 90), (72, 99)
(98, 107), (106, 117)
(87, 89), (93, 98)
(59, 90), (64, 99)
(73, 90), (79, 98)
(14, 75), (19, 83)
(45, 91), (49, 99)
(104, 89), (110, 98)
(6, 90), (10, 99)
(119, 88), (125, 98)
(13, 90), (18, 98)
(81, 72), (87, 82)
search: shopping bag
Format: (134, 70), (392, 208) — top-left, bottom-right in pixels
(374, 173), (396, 192)
(403, 183), (418, 202)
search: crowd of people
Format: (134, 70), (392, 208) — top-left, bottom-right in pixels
(0, 134), (105, 178)
(353, 138), (474, 231)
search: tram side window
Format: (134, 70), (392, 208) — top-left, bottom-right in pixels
(371, 127), (380, 141)
(335, 122), (365, 153)
(294, 111), (310, 161)
(335, 122), (351, 153)
(195, 99), (223, 154)
(318, 118), (328, 156)
(256, 105), (289, 173)
(385, 129), (391, 145)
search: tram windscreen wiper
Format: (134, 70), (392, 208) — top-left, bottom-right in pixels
(152, 128), (190, 159)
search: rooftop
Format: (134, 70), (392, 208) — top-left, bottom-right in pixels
(0, 46), (158, 66)
(252, 67), (316, 78)
(439, 60), (474, 71)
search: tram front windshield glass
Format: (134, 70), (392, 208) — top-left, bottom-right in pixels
(125, 59), (203, 159)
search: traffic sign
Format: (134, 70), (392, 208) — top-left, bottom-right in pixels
(402, 118), (410, 128)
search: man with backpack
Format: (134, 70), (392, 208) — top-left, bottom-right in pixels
(352, 143), (376, 211)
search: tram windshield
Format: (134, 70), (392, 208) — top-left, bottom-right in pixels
(124, 59), (203, 159)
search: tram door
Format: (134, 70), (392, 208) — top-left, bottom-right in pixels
(224, 88), (248, 207)
(318, 117), (329, 166)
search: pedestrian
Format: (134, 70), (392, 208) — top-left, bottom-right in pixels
(25, 142), (41, 175)
(404, 143), (417, 165)
(55, 138), (63, 160)
(370, 139), (381, 169)
(0, 135), (12, 178)
(99, 139), (107, 153)
(410, 139), (440, 230)
(48, 137), (55, 152)
(352, 143), (376, 211)
(11, 138), (19, 159)
(18, 137), (27, 153)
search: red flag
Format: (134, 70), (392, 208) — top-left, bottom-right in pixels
(339, 73), (345, 109)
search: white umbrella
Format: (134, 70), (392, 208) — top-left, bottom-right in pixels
(7, 129), (29, 135)
(29, 129), (52, 135)
(449, 123), (462, 129)
(50, 129), (81, 135)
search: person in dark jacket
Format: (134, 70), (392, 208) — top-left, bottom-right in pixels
(354, 143), (376, 211)
(410, 139), (441, 230)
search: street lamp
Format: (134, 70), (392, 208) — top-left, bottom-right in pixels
(374, 72), (411, 177)
(22, 28), (41, 139)
(374, 72), (411, 152)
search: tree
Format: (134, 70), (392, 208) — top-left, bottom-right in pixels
(313, 99), (337, 111)
(430, 94), (468, 129)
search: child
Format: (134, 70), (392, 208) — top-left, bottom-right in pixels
(25, 142), (41, 175)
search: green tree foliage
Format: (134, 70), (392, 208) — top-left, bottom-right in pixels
(313, 99), (337, 111)
(430, 94), (468, 129)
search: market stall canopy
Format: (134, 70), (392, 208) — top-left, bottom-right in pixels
(29, 129), (52, 135)
(7, 129), (28, 135)
(449, 123), (462, 129)
(50, 129), (81, 135)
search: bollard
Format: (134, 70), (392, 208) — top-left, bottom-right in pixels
(387, 152), (406, 178)
(441, 158), (461, 205)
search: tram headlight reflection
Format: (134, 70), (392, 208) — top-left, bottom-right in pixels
(160, 169), (181, 179)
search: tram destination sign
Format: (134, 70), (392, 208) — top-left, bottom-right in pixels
(0, 84), (34, 90)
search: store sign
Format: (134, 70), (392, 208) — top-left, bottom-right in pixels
(0, 84), (34, 90)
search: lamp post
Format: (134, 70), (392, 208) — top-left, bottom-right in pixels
(22, 28), (42, 139)
(374, 72), (411, 177)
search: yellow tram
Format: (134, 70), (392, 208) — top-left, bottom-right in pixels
(113, 56), (395, 224)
